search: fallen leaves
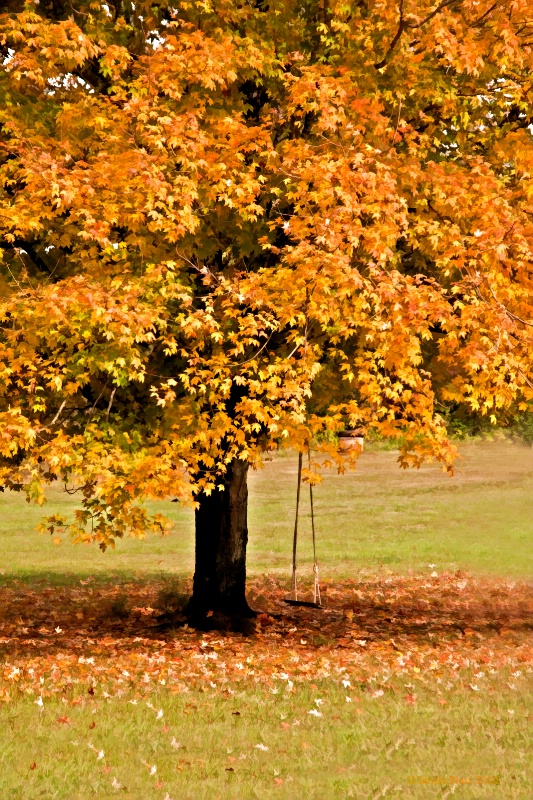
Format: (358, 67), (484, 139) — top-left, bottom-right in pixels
(0, 573), (531, 709)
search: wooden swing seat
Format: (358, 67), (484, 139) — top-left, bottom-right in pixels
(283, 598), (322, 609)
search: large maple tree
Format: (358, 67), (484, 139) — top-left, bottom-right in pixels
(1, 0), (533, 620)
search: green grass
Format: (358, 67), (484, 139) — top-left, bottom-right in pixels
(1, 677), (530, 800)
(1, 440), (532, 580)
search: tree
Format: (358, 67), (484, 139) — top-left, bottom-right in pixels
(1, 0), (533, 621)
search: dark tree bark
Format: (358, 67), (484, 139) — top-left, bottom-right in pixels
(186, 459), (255, 621)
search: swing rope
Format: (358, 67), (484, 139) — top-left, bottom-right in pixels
(291, 447), (321, 606)
(291, 451), (303, 601)
(289, 292), (321, 607)
(308, 448), (321, 606)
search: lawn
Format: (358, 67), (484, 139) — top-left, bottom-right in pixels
(0, 440), (532, 798)
(1, 440), (533, 582)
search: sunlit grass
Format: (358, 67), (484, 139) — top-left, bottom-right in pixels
(1, 441), (532, 581)
(1, 678), (530, 799)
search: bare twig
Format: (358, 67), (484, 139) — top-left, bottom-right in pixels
(0, 241), (52, 278)
(229, 333), (275, 368)
(106, 387), (116, 419)
(86, 380), (109, 423)
(517, 368), (533, 390)
(50, 400), (67, 426)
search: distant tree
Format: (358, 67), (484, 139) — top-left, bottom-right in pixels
(1, 1), (533, 620)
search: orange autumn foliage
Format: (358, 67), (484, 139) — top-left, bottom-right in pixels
(1, 0), (533, 544)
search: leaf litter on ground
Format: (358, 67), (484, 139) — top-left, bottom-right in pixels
(0, 572), (531, 704)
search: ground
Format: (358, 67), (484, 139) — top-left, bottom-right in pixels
(0, 441), (532, 798)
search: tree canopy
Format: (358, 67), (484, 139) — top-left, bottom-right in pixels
(1, 0), (533, 547)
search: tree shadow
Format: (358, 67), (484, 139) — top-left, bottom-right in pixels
(0, 571), (531, 658)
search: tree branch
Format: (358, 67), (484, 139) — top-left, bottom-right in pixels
(411, 0), (463, 30)
(50, 400), (67, 426)
(374, 0), (406, 70)
(106, 387), (116, 419)
(374, 0), (463, 70)
(471, 2), (501, 28)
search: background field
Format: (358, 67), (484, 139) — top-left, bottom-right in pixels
(0, 440), (532, 799)
(1, 440), (532, 581)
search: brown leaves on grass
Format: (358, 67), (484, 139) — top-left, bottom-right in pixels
(0, 573), (531, 702)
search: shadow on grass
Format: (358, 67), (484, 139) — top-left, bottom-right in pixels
(0, 571), (532, 658)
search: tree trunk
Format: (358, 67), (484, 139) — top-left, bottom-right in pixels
(187, 458), (254, 620)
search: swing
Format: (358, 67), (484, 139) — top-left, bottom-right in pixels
(284, 449), (322, 609)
